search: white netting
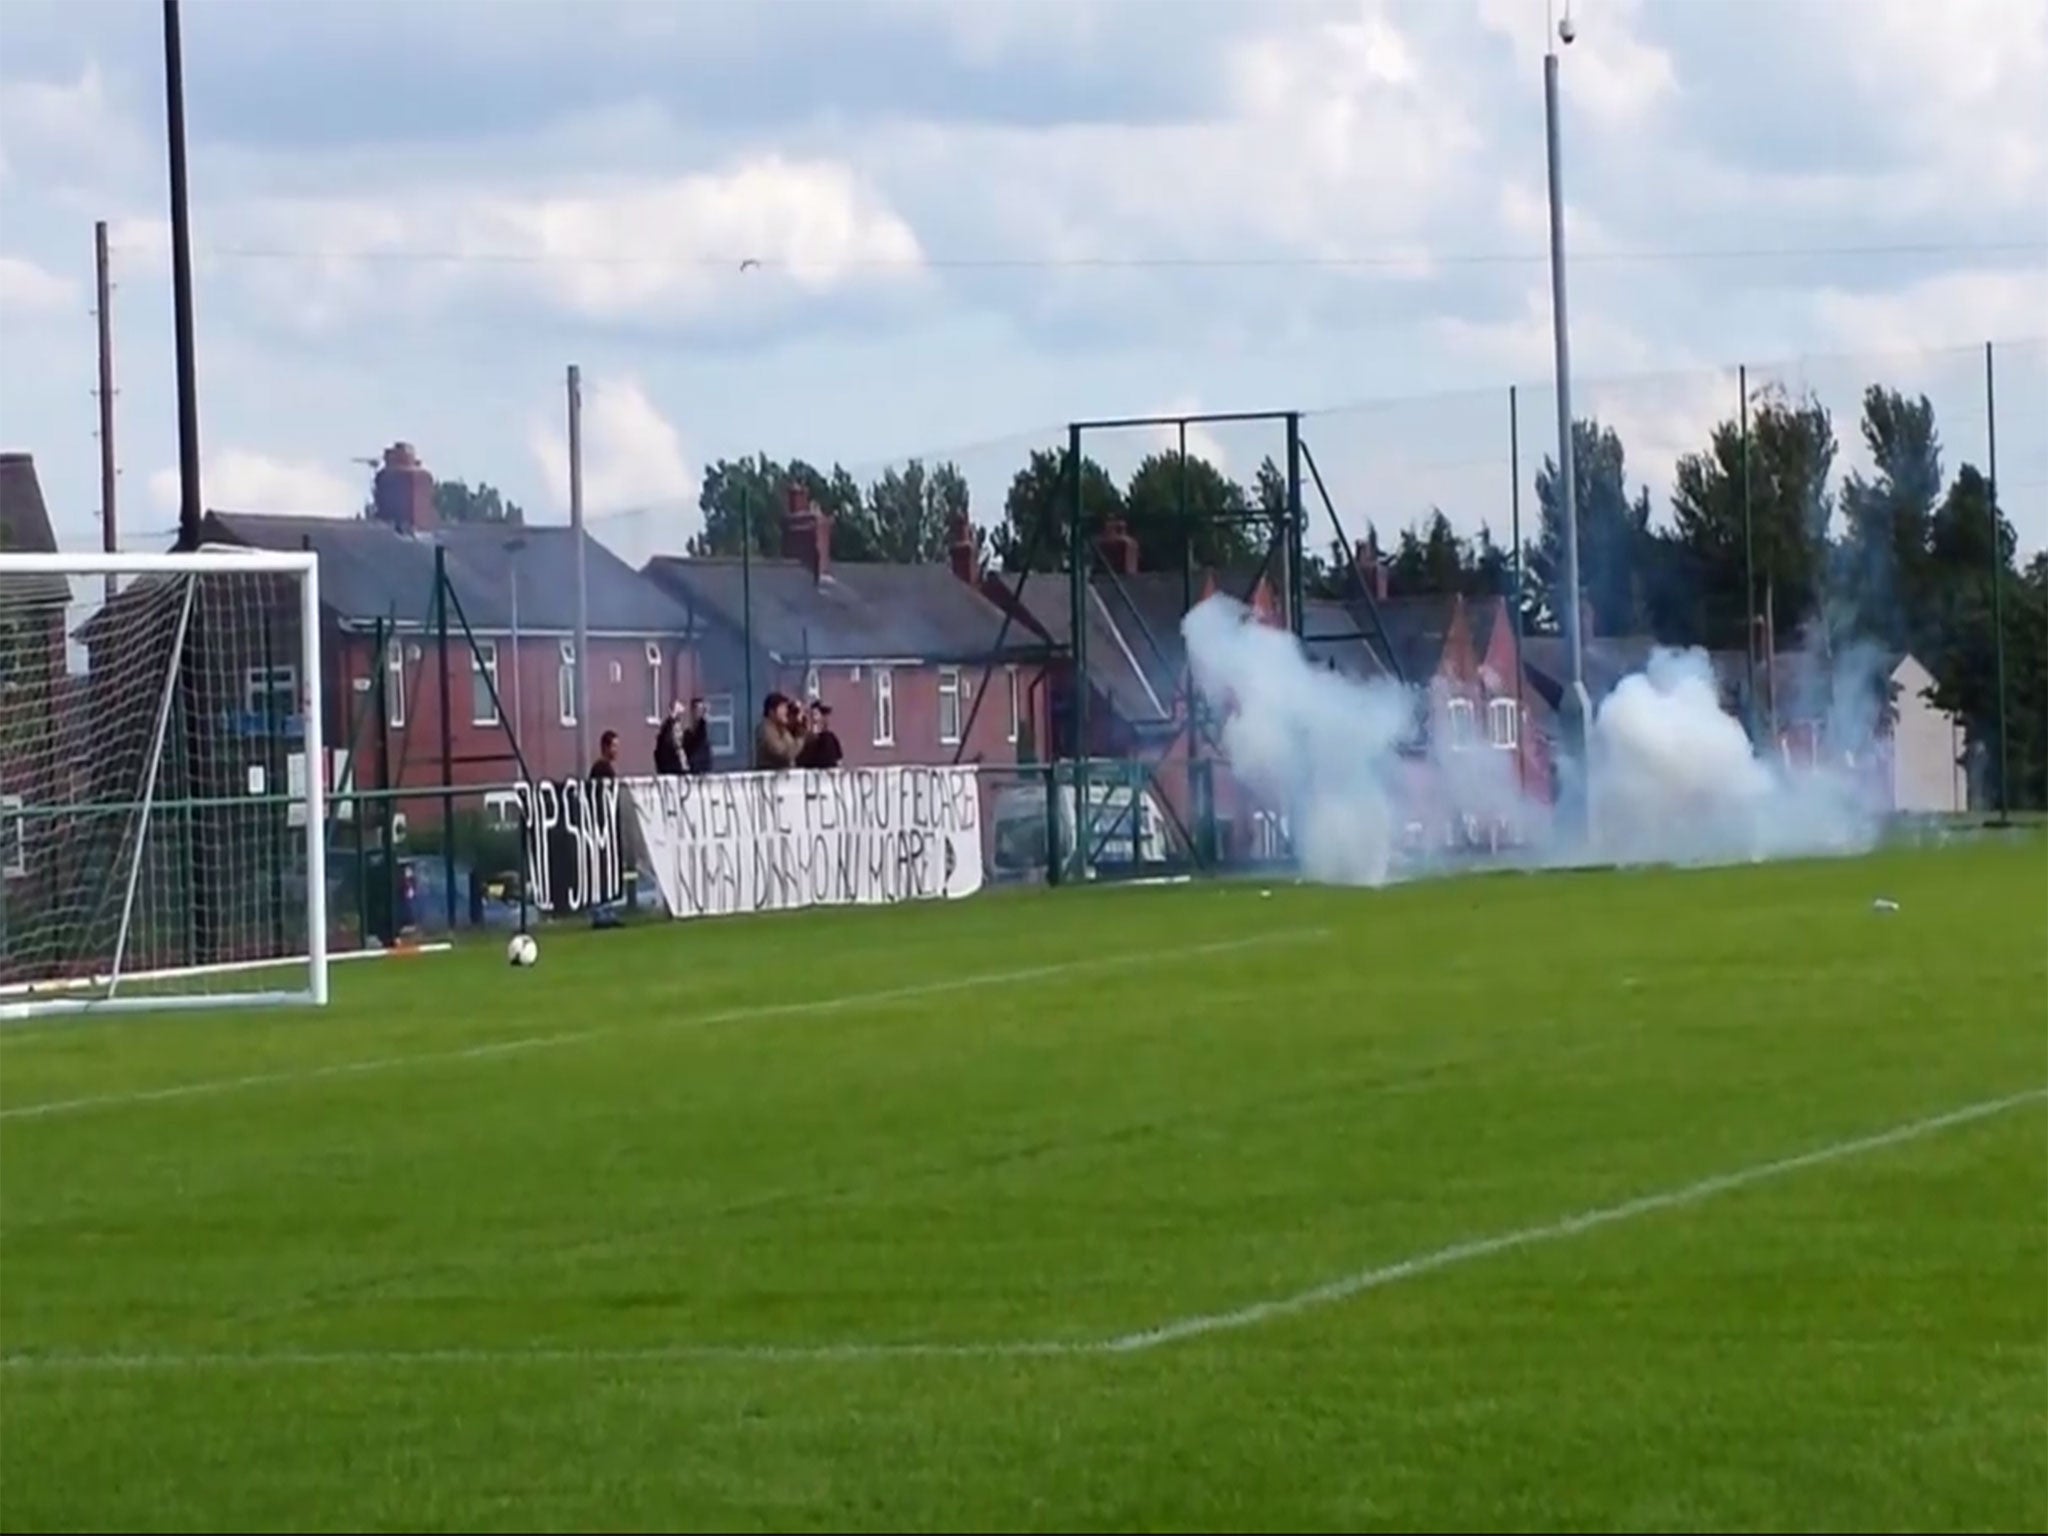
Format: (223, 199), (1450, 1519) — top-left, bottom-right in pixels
(0, 555), (325, 1019)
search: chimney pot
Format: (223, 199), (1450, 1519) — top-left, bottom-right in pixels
(782, 482), (830, 581)
(1095, 516), (1140, 576)
(372, 441), (435, 536)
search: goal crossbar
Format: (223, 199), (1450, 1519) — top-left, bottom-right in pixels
(0, 548), (329, 1022)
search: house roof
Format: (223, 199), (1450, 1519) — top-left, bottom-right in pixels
(1520, 634), (1660, 713)
(0, 452), (70, 608)
(203, 513), (693, 636)
(642, 556), (1050, 668)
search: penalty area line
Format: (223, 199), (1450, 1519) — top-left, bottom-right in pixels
(3, 1084), (2038, 1374)
(0, 927), (1329, 1123)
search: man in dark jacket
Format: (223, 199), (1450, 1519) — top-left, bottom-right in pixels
(796, 700), (843, 769)
(680, 698), (714, 774)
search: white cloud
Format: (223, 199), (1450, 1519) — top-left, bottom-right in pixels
(1813, 269), (2048, 354)
(529, 376), (694, 519)
(1475, 0), (1678, 130)
(0, 253), (74, 314)
(0, 62), (147, 191)
(212, 155), (925, 331)
(147, 451), (362, 518)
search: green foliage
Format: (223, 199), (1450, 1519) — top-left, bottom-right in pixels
(992, 448), (1125, 572)
(1531, 418), (1658, 637)
(361, 477), (526, 525)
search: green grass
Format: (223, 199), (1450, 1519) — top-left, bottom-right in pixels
(2, 839), (2045, 1533)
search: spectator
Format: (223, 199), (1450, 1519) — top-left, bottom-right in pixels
(653, 710), (685, 776)
(587, 730), (624, 929)
(680, 697), (714, 774)
(796, 700), (843, 769)
(589, 729), (620, 781)
(755, 693), (798, 770)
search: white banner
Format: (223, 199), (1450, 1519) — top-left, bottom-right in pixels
(623, 766), (984, 920)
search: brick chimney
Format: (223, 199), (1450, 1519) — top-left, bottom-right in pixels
(782, 482), (830, 582)
(372, 442), (435, 536)
(1095, 516), (1139, 576)
(947, 510), (978, 584)
(1353, 540), (1389, 602)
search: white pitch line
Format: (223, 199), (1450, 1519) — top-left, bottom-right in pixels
(0, 928), (1328, 1124)
(3, 1085), (2037, 1374)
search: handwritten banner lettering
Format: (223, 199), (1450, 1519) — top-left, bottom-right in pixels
(517, 777), (626, 915)
(623, 766), (983, 920)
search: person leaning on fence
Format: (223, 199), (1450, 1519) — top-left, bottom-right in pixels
(755, 693), (798, 770)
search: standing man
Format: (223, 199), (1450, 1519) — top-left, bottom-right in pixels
(586, 730), (623, 929)
(680, 697), (714, 774)
(796, 700), (843, 769)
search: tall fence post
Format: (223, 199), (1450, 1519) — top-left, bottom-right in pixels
(434, 545), (457, 933)
(1985, 339), (2009, 823)
(1066, 424), (1088, 883)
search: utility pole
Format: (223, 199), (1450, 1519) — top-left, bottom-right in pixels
(1543, 8), (1590, 829)
(94, 219), (118, 601)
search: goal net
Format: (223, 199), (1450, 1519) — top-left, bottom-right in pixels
(0, 550), (328, 1021)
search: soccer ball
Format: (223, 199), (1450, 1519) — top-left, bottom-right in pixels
(507, 933), (539, 968)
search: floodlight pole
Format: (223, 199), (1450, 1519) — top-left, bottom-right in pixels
(162, 0), (202, 553)
(1544, 35), (1591, 823)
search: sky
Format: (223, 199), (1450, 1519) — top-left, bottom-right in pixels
(1, 0), (2044, 574)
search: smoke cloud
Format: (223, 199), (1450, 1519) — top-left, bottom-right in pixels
(1179, 592), (1886, 886)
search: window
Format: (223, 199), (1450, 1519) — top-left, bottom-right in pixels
(1487, 697), (1518, 749)
(1446, 697), (1475, 750)
(470, 640), (500, 725)
(244, 666), (297, 725)
(1006, 666), (1020, 744)
(557, 641), (577, 727)
(482, 790), (521, 830)
(644, 642), (663, 724)
(609, 660), (623, 685)
(938, 667), (962, 745)
(1, 793), (23, 878)
(705, 694), (735, 757)
(872, 667), (895, 747)
(385, 640), (406, 728)
(804, 666), (820, 702)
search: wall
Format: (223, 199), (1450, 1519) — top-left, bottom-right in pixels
(1888, 656), (1965, 814)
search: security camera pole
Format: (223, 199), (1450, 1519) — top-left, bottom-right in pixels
(1544, 4), (1591, 830)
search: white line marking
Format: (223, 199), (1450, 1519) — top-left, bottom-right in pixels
(3, 1086), (2037, 1373)
(0, 929), (1327, 1123)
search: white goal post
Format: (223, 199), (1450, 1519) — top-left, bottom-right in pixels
(0, 549), (328, 1021)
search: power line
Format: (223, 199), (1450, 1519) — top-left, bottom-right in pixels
(162, 238), (2048, 274)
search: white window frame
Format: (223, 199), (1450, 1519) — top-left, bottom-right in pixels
(1487, 697), (1518, 749)
(1446, 697), (1475, 750)
(471, 639), (500, 726)
(0, 793), (24, 878)
(705, 693), (736, 757)
(938, 666), (962, 746)
(482, 789), (521, 829)
(244, 664), (297, 723)
(385, 639), (406, 729)
(644, 642), (664, 724)
(556, 640), (577, 727)
(1006, 666), (1020, 744)
(804, 665), (821, 702)
(872, 666), (896, 747)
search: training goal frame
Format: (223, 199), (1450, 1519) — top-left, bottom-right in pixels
(0, 548), (328, 1022)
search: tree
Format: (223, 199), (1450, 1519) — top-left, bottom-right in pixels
(1922, 465), (2042, 809)
(857, 459), (970, 564)
(1669, 385), (1837, 654)
(1531, 418), (1654, 638)
(1121, 451), (1260, 572)
(1833, 386), (1943, 655)
(688, 455), (863, 558)
(992, 448), (1124, 572)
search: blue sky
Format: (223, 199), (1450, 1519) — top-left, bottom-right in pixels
(2, 0), (2043, 571)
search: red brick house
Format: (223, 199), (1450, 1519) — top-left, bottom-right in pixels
(0, 452), (69, 955)
(641, 488), (1056, 775)
(132, 443), (700, 824)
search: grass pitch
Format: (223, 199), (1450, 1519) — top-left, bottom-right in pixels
(2, 838), (2044, 1532)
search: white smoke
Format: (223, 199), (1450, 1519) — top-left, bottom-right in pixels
(1179, 593), (1886, 886)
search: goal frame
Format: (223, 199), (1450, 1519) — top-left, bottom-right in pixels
(0, 548), (328, 1021)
